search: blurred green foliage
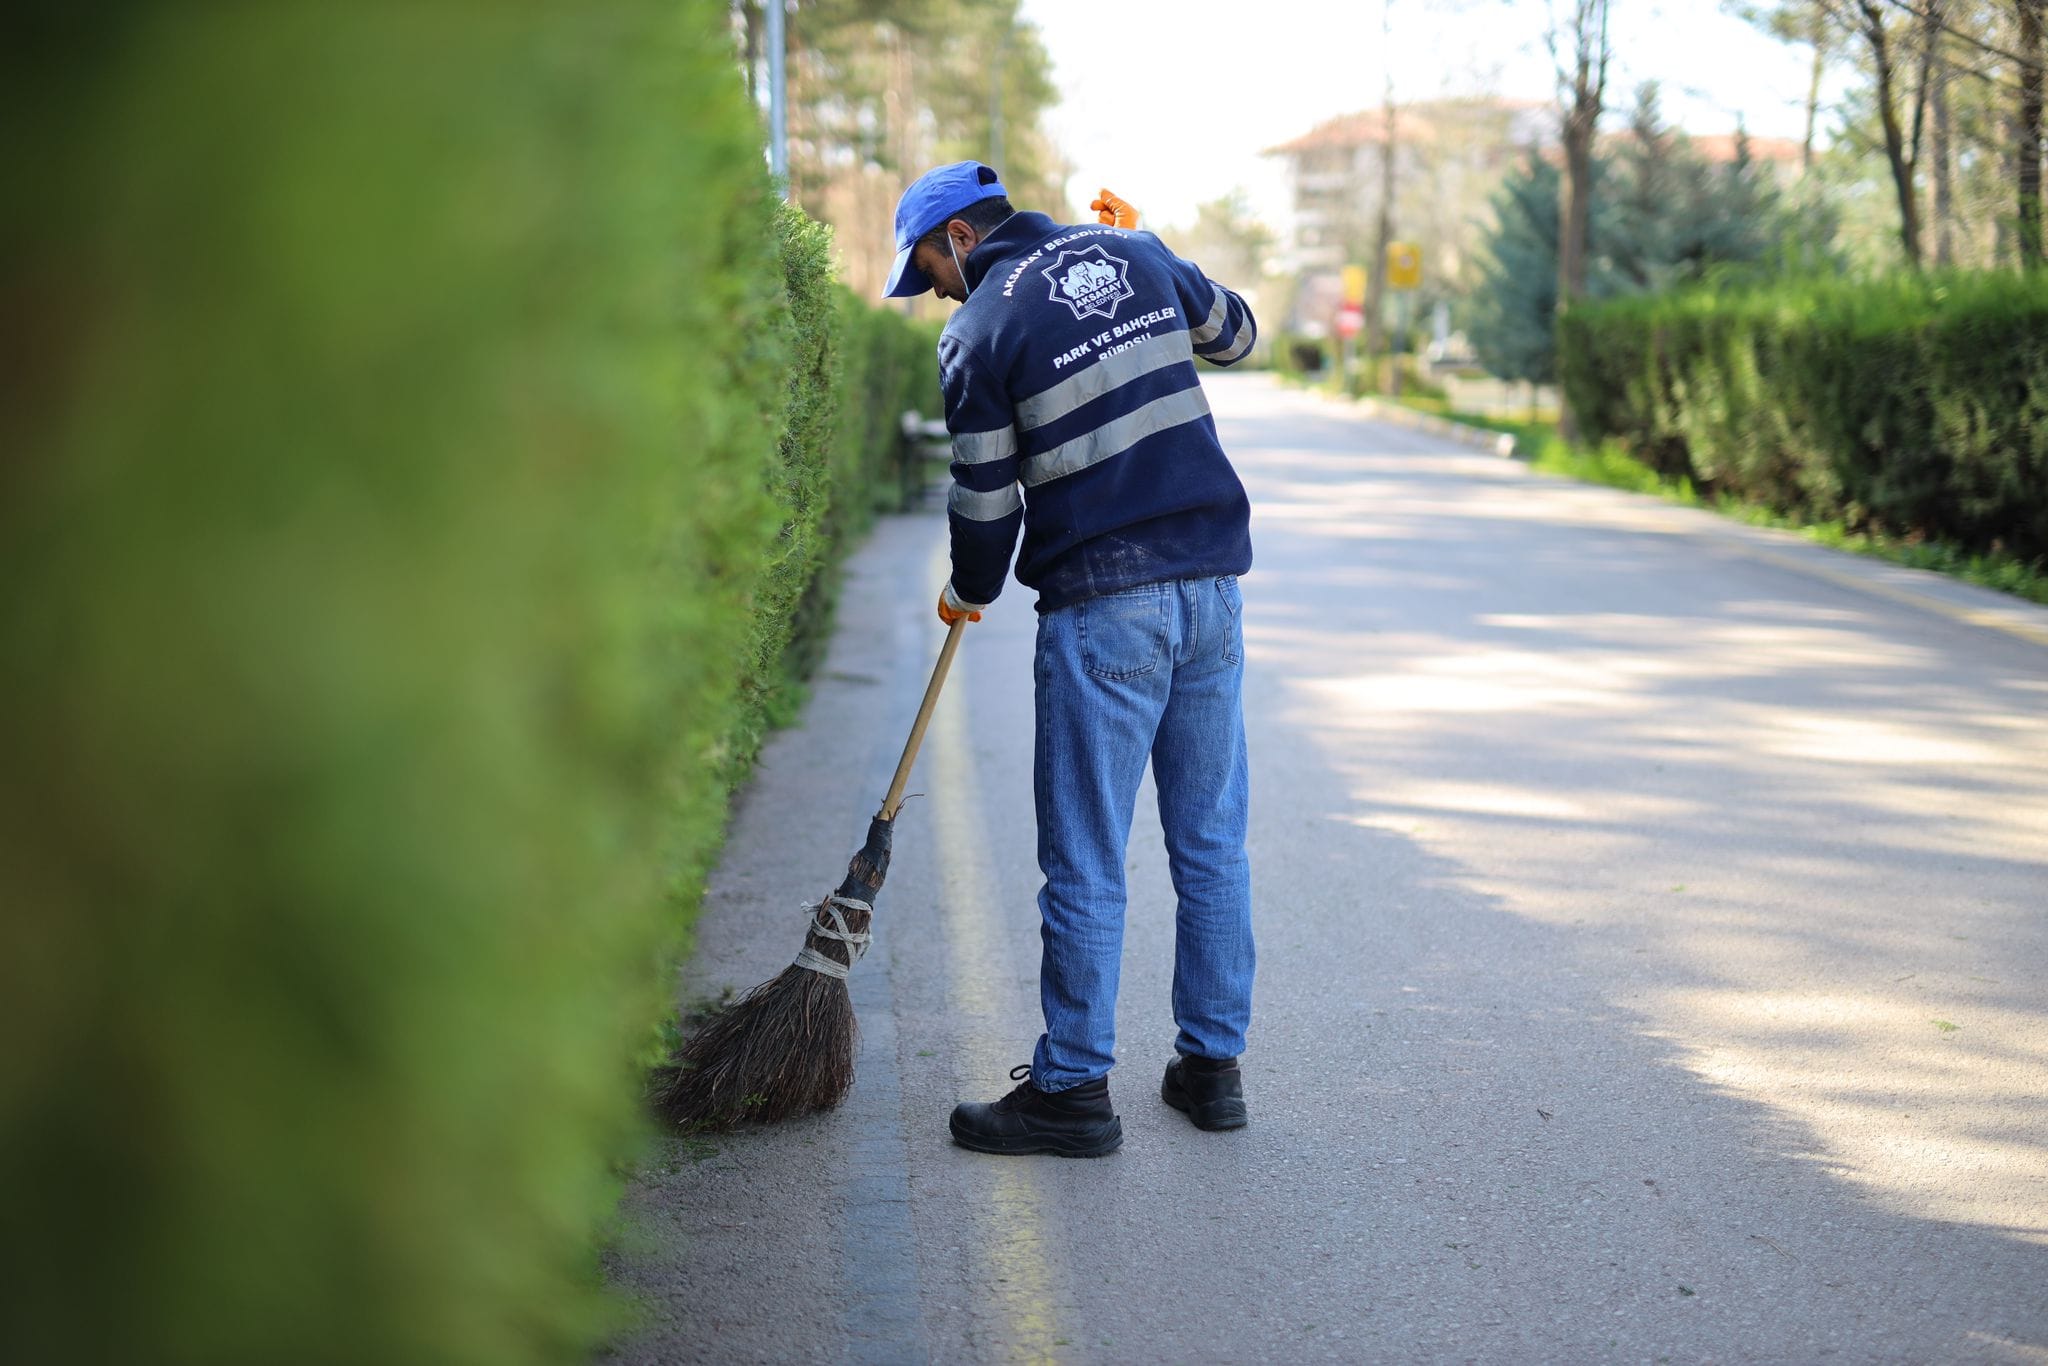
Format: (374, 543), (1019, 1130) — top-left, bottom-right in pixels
(1559, 273), (2048, 561)
(0, 3), (933, 1363)
(1468, 92), (1833, 387)
(1267, 334), (1329, 379)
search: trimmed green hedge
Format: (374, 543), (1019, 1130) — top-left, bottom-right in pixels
(776, 290), (942, 684)
(725, 204), (838, 780)
(740, 231), (941, 738)
(1558, 275), (2048, 560)
(0, 5), (929, 1364)
(833, 289), (947, 533)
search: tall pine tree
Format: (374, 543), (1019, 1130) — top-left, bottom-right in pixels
(1468, 89), (1823, 385)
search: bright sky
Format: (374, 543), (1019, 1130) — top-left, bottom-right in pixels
(1017, 0), (1847, 232)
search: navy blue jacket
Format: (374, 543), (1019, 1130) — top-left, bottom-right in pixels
(938, 211), (1257, 613)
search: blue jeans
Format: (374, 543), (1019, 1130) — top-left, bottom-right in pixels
(1029, 575), (1255, 1091)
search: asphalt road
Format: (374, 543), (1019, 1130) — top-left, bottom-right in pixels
(605, 372), (2048, 1365)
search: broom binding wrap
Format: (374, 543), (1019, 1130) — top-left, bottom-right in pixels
(649, 620), (961, 1132)
(790, 896), (872, 980)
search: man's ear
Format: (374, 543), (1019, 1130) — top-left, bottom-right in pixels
(948, 219), (978, 253)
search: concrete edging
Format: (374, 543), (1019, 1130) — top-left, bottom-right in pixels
(1350, 394), (1520, 458)
(1293, 379), (1520, 458)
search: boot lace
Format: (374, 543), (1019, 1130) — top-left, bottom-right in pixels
(996, 1063), (1037, 1109)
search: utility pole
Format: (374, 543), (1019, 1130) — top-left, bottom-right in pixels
(990, 15), (1007, 172)
(766, 0), (788, 190)
(1802, 1), (1827, 176)
(1363, 0), (1396, 386)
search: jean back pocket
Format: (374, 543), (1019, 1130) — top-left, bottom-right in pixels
(1079, 585), (1166, 681)
(1216, 574), (1243, 665)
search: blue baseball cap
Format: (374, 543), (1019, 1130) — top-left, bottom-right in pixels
(883, 160), (1008, 298)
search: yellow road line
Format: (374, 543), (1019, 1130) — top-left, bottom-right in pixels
(929, 627), (1067, 1365)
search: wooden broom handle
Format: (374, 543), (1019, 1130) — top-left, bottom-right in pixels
(879, 616), (967, 820)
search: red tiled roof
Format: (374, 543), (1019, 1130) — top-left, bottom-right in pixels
(1262, 97), (1547, 156)
(1691, 133), (1804, 164)
(1263, 109), (1437, 156)
(1267, 101), (1806, 167)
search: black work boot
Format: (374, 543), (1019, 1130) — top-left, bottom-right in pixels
(1162, 1053), (1248, 1131)
(949, 1064), (1123, 1158)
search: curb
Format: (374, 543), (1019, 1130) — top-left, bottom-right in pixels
(1353, 395), (1519, 458)
(1299, 382), (1519, 458)
(1289, 378), (2048, 653)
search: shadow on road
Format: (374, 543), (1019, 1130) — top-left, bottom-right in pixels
(604, 379), (2047, 1364)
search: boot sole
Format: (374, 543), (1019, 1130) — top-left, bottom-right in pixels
(1161, 1079), (1248, 1132)
(949, 1115), (1124, 1158)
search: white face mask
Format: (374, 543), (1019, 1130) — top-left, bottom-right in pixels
(944, 212), (1014, 302)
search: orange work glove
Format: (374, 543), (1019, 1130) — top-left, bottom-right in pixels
(937, 583), (984, 627)
(1090, 188), (1140, 229)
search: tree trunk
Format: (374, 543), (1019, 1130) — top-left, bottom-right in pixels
(1554, 0), (1609, 445)
(1998, 112), (2020, 268)
(1931, 26), (1953, 266)
(1364, 127), (1394, 371)
(1559, 126), (1594, 304)
(1803, 2), (1828, 176)
(742, 0), (761, 107)
(1364, 0), (1396, 378)
(1908, 0), (1939, 169)
(1557, 120), (1594, 442)
(2021, 0), (2046, 270)
(1857, 1), (1923, 268)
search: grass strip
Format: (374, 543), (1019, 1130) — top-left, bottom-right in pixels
(1385, 397), (2048, 609)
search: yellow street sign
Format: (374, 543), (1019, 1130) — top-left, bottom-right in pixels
(1341, 264), (1367, 305)
(1387, 242), (1422, 291)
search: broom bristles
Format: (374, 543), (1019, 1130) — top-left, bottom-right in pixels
(651, 815), (893, 1132)
(648, 895), (871, 1131)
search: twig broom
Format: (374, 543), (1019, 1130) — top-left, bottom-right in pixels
(649, 617), (967, 1130)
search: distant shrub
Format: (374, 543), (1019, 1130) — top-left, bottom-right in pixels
(1273, 334), (1330, 376)
(1559, 274), (2048, 560)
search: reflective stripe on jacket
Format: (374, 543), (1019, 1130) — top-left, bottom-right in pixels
(940, 211), (1256, 612)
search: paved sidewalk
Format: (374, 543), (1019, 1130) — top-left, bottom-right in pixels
(605, 373), (2048, 1364)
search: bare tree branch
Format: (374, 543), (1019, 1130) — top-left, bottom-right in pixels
(1872, 0), (2039, 70)
(1841, 0), (1926, 264)
(2020, 0), (2045, 269)
(1549, 0), (1611, 439)
(1906, 0), (1941, 171)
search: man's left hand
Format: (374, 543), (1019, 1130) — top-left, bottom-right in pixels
(1090, 188), (1140, 229)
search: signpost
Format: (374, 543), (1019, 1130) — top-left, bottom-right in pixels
(1334, 305), (1364, 389)
(1336, 266), (1368, 388)
(1387, 242), (1422, 291)
(1341, 265), (1368, 306)
(1385, 242), (1422, 397)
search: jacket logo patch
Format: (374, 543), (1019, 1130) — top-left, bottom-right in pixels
(1041, 245), (1135, 321)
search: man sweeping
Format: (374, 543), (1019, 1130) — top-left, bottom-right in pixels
(882, 161), (1259, 1157)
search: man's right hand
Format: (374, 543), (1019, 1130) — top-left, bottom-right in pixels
(937, 583), (984, 626)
